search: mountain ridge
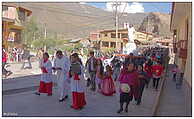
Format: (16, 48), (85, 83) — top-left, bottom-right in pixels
(3, 2), (172, 39)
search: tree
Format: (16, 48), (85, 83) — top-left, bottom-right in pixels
(74, 42), (83, 49)
(21, 17), (39, 48)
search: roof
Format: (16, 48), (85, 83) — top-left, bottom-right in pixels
(136, 31), (153, 36)
(18, 7), (32, 16)
(100, 29), (128, 33)
(2, 3), (32, 16)
(2, 3), (17, 7)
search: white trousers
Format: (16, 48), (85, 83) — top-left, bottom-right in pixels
(56, 71), (69, 100)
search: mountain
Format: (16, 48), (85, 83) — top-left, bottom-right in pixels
(3, 3), (171, 39)
(138, 12), (172, 37)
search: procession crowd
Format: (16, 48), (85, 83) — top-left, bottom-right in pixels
(33, 47), (168, 113)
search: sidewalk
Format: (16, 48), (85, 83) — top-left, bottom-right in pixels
(4, 61), (41, 79)
(156, 64), (191, 116)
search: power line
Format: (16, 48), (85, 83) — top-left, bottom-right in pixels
(119, 2), (127, 18)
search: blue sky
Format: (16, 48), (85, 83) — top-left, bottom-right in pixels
(86, 2), (172, 14)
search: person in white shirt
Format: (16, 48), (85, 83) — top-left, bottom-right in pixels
(53, 50), (70, 102)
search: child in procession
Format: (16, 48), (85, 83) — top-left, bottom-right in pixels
(101, 65), (116, 96)
(35, 52), (53, 96)
(69, 53), (86, 110)
(151, 61), (164, 91)
(95, 59), (104, 93)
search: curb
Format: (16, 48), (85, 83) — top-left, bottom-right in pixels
(151, 77), (166, 116)
(3, 83), (57, 95)
(151, 66), (168, 116)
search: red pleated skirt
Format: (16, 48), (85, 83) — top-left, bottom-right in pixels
(71, 92), (86, 109)
(39, 81), (53, 95)
(101, 77), (116, 96)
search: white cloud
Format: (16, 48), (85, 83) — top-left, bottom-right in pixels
(79, 2), (86, 4)
(106, 2), (144, 13)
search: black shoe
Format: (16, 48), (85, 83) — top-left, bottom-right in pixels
(59, 98), (65, 102)
(79, 107), (84, 110)
(136, 101), (141, 105)
(117, 109), (123, 113)
(125, 108), (128, 113)
(35, 92), (40, 95)
(64, 95), (68, 99)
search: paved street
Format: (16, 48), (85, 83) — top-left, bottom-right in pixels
(3, 85), (158, 116)
(3, 62), (158, 117)
(3, 85), (159, 116)
(3, 62), (190, 117)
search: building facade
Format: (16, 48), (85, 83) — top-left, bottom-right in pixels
(98, 29), (128, 51)
(2, 3), (32, 49)
(89, 29), (154, 52)
(134, 31), (154, 45)
(170, 2), (192, 116)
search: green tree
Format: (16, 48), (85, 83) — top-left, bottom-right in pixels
(21, 17), (39, 48)
(74, 42), (83, 49)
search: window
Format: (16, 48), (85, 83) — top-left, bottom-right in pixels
(121, 33), (128, 38)
(110, 42), (116, 48)
(111, 33), (116, 38)
(2, 6), (8, 11)
(18, 10), (25, 22)
(121, 43), (123, 49)
(102, 41), (109, 47)
(104, 33), (108, 37)
(118, 33), (121, 38)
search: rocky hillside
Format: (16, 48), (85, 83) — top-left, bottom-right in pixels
(138, 12), (172, 37)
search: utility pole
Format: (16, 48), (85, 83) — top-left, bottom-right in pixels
(146, 15), (149, 42)
(113, 1), (121, 51)
(44, 23), (47, 52)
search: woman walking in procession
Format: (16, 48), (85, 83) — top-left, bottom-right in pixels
(101, 65), (116, 96)
(117, 62), (140, 113)
(69, 53), (86, 110)
(35, 52), (53, 96)
(136, 65), (149, 105)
